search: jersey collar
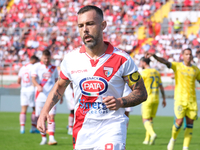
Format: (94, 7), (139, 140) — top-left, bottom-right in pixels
(79, 41), (114, 54)
(40, 61), (51, 68)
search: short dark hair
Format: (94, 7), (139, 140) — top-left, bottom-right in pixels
(42, 50), (51, 56)
(182, 48), (192, 54)
(77, 5), (103, 20)
(140, 57), (151, 65)
(30, 55), (39, 61)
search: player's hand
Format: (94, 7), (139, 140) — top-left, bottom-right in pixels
(162, 99), (166, 108)
(37, 85), (43, 92)
(145, 51), (155, 58)
(37, 113), (51, 133)
(60, 97), (63, 104)
(102, 96), (122, 110)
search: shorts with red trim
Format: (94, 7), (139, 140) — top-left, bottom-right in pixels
(35, 101), (56, 117)
(73, 115), (128, 149)
(74, 142), (126, 150)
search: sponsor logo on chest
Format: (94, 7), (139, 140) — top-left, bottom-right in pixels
(42, 72), (51, 79)
(79, 77), (108, 96)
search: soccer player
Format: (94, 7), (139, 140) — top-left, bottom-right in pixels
(32, 50), (63, 145)
(37, 5), (147, 150)
(140, 57), (166, 145)
(64, 82), (75, 135)
(146, 48), (200, 150)
(18, 55), (39, 134)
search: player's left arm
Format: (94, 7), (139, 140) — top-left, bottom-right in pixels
(103, 71), (147, 110)
(120, 72), (147, 107)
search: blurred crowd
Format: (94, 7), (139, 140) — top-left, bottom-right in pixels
(0, 0), (200, 75)
(134, 32), (200, 73)
(0, 0), (165, 68)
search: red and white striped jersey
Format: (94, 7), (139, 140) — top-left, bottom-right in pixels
(60, 42), (138, 149)
(18, 63), (35, 92)
(31, 62), (58, 102)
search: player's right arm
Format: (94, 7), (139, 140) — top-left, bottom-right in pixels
(37, 78), (70, 133)
(146, 52), (171, 68)
(17, 67), (22, 85)
(32, 76), (43, 92)
(17, 77), (21, 85)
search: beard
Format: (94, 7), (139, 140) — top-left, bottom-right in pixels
(83, 32), (100, 49)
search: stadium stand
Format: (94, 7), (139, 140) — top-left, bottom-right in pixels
(0, 0), (200, 78)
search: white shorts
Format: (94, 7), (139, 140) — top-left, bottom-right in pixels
(35, 101), (56, 117)
(20, 91), (35, 107)
(74, 142), (126, 150)
(74, 115), (128, 149)
(125, 107), (133, 112)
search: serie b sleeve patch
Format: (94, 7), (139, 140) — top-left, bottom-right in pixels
(123, 71), (141, 87)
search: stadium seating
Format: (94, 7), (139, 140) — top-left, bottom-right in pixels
(1, 0), (200, 76)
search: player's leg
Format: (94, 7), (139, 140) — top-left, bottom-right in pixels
(30, 107), (40, 133)
(19, 92), (29, 134)
(168, 102), (185, 150)
(36, 101), (47, 145)
(19, 105), (28, 134)
(182, 108), (197, 150)
(142, 102), (157, 145)
(48, 105), (57, 145)
(148, 102), (159, 145)
(68, 110), (74, 135)
(29, 92), (39, 133)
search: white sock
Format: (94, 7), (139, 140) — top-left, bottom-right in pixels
(49, 135), (55, 141)
(20, 126), (25, 131)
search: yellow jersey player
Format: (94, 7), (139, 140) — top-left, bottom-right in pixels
(140, 57), (166, 145)
(146, 48), (200, 150)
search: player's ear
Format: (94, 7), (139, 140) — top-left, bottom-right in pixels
(101, 20), (107, 31)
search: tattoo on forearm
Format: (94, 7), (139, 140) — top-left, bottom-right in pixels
(122, 98), (127, 106)
(122, 79), (147, 107)
(56, 89), (61, 96)
(49, 93), (60, 109)
(64, 80), (70, 87)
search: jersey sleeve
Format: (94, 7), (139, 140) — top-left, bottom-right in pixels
(60, 56), (70, 80)
(196, 67), (200, 82)
(122, 56), (141, 87)
(170, 62), (178, 72)
(31, 63), (38, 77)
(122, 55), (138, 76)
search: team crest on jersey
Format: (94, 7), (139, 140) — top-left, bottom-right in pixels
(42, 72), (51, 79)
(79, 77), (108, 96)
(103, 67), (113, 77)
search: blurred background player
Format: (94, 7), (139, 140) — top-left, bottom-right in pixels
(31, 50), (63, 145)
(18, 55), (40, 134)
(140, 57), (166, 145)
(64, 82), (74, 135)
(146, 48), (200, 150)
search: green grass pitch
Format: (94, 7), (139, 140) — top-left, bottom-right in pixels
(0, 112), (200, 150)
